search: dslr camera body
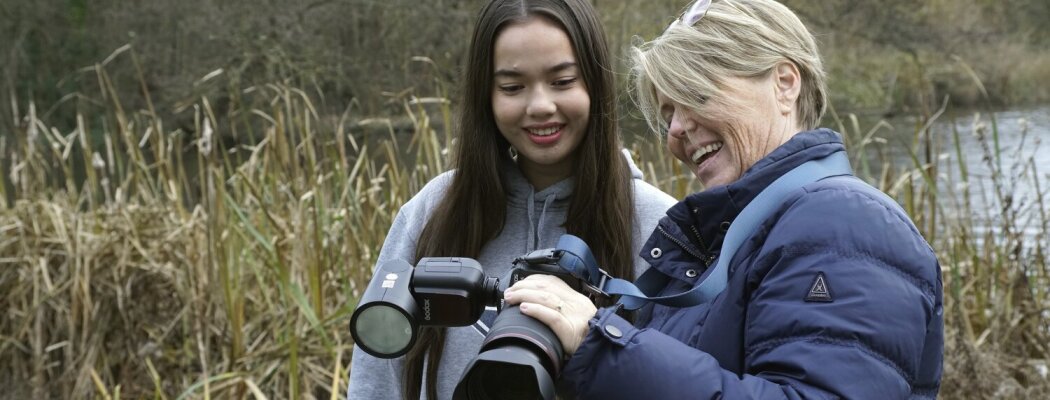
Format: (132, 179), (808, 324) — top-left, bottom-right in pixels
(349, 237), (610, 400)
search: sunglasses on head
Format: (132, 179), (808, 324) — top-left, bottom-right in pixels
(663, 0), (712, 34)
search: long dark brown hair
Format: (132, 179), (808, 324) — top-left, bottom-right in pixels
(402, 0), (635, 398)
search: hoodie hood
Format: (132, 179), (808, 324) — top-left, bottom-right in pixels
(501, 149), (647, 253)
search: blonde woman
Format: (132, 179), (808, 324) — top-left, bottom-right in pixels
(505, 1), (943, 398)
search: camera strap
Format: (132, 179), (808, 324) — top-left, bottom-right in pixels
(555, 150), (854, 310)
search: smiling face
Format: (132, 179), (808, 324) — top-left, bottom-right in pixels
(659, 70), (800, 188)
(491, 16), (590, 190)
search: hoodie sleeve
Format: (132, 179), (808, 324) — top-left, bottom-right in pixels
(346, 172), (454, 399)
(625, 149), (677, 279)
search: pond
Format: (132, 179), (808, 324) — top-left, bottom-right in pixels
(870, 105), (1050, 241)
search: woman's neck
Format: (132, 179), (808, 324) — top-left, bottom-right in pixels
(517, 158), (574, 191)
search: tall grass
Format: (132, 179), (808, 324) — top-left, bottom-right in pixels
(0, 49), (450, 399)
(2, 50), (1049, 399)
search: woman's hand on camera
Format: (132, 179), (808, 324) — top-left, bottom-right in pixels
(503, 274), (597, 356)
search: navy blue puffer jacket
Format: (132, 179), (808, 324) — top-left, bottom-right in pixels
(562, 129), (943, 399)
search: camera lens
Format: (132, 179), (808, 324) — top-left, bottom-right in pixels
(453, 306), (559, 400)
(465, 356), (542, 400)
(352, 304), (415, 357)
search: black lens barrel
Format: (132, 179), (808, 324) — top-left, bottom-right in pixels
(453, 305), (561, 400)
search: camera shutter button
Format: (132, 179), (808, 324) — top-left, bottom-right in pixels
(650, 248), (662, 258)
(604, 325), (623, 339)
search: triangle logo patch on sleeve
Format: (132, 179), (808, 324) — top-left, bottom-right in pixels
(804, 272), (833, 302)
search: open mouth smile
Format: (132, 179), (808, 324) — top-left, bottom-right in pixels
(691, 142), (723, 165)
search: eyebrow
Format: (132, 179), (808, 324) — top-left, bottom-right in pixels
(494, 61), (578, 78)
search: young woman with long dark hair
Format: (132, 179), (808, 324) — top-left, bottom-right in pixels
(347, 1), (675, 399)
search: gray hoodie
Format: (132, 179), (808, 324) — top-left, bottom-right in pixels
(347, 152), (675, 399)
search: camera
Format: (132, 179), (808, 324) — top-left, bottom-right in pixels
(349, 237), (609, 400)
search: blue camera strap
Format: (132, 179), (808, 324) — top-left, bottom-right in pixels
(555, 150), (853, 310)
(553, 235), (603, 284)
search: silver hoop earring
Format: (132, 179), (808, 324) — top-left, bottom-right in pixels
(508, 146), (518, 161)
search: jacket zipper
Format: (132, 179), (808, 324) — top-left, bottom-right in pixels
(689, 225), (716, 266)
(657, 225), (706, 261)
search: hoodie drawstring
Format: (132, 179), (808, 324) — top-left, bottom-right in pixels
(535, 195), (555, 250)
(526, 190), (536, 254)
(525, 189), (558, 253)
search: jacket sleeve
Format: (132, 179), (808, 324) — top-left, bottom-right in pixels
(563, 309), (799, 400)
(562, 185), (942, 399)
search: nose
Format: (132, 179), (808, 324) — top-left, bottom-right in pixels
(526, 88), (556, 117)
(667, 110), (688, 139)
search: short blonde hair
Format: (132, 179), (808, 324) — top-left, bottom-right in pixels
(631, 0), (827, 133)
